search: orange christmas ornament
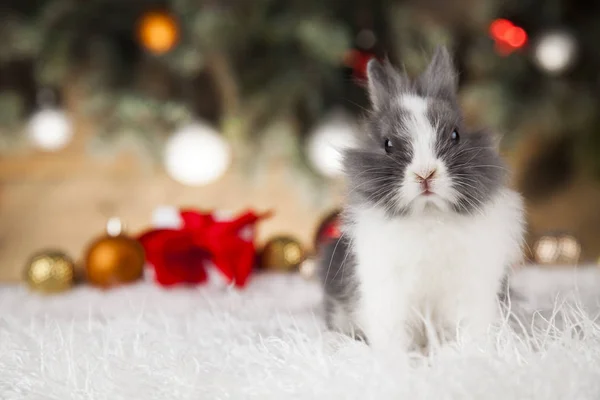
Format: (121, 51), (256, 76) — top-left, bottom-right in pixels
(85, 218), (145, 288)
(137, 11), (179, 54)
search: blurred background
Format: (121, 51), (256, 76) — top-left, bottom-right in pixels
(1, 0), (599, 282)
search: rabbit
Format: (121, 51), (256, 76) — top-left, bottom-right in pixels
(318, 46), (525, 353)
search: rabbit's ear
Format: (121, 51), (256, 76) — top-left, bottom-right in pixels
(418, 46), (458, 99)
(366, 58), (406, 110)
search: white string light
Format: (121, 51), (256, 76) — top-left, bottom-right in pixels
(164, 121), (231, 186)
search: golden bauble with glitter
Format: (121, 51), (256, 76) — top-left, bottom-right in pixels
(260, 236), (305, 272)
(24, 250), (75, 294)
(85, 218), (145, 288)
(534, 233), (581, 265)
(299, 257), (317, 280)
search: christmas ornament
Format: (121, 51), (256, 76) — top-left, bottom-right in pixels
(489, 19), (527, 56)
(164, 121), (231, 186)
(534, 235), (559, 264)
(138, 209), (271, 287)
(24, 250), (75, 294)
(85, 218), (145, 287)
(137, 11), (179, 55)
(299, 257), (317, 280)
(556, 234), (581, 264)
(314, 209), (342, 251)
(260, 236), (305, 272)
(532, 30), (578, 75)
(306, 110), (357, 178)
(534, 233), (581, 265)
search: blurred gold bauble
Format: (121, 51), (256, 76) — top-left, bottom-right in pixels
(534, 235), (559, 264)
(24, 250), (75, 294)
(260, 236), (305, 272)
(534, 233), (581, 265)
(85, 218), (145, 287)
(299, 258), (317, 280)
(137, 11), (179, 54)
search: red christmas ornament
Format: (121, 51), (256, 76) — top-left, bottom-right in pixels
(137, 209), (271, 288)
(314, 209), (342, 250)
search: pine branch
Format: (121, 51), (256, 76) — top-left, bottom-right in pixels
(205, 52), (241, 123)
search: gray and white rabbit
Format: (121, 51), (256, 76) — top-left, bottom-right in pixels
(318, 46), (525, 352)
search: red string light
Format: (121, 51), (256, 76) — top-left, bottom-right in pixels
(489, 18), (528, 55)
(505, 26), (527, 48)
(489, 19), (513, 41)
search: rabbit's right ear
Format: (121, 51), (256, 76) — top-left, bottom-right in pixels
(366, 58), (404, 111)
(418, 46), (457, 100)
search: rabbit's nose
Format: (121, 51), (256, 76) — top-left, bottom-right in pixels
(414, 168), (437, 182)
(414, 169), (437, 195)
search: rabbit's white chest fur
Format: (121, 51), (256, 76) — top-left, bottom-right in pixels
(346, 187), (524, 351)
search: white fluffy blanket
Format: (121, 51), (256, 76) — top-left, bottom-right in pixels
(2, 267), (600, 399)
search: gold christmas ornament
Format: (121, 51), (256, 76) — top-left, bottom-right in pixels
(299, 257), (317, 280)
(260, 236), (305, 272)
(534, 233), (581, 265)
(556, 234), (581, 264)
(534, 235), (559, 264)
(85, 218), (145, 288)
(24, 250), (75, 294)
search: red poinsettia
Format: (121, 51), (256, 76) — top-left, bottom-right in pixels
(137, 209), (270, 288)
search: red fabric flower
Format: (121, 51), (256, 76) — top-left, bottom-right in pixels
(137, 209), (270, 288)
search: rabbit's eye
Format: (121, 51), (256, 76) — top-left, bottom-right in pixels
(451, 129), (460, 144)
(384, 138), (393, 154)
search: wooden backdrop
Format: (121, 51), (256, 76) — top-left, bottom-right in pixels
(1, 97), (599, 281)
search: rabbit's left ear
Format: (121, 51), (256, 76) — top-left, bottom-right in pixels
(418, 46), (458, 99)
(366, 58), (407, 111)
